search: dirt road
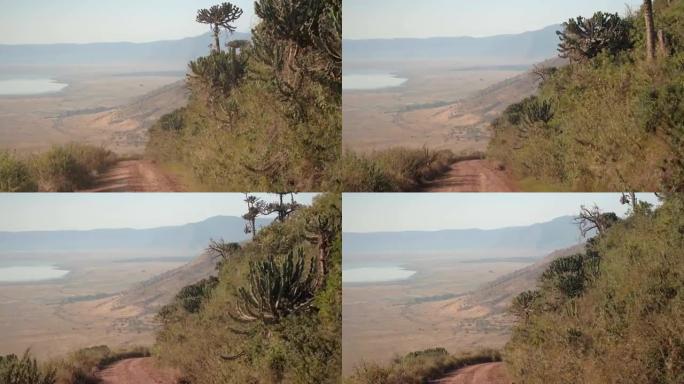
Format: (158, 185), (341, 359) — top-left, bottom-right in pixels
(430, 362), (512, 384)
(84, 160), (184, 192)
(95, 357), (180, 384)
(421, 160), (517, 192)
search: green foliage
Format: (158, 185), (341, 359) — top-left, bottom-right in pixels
(177, 277), (220, 314)
(0, 144), (115, 192)
(337, 148), (460, 192)
(47, 345), (150, 384)
(505, 195), (684, 383)
(540, 254), (593, 299)
(489, 2), (684, 191)
(154, 193), (341, 383)
(521, 97), (554, 125)
(189, 50), (249, 100)
(147, 0), (341, 191)
(0, 351), (56, 384)
(510, 290), (541, 321)
(253, 0), (341, 95)
(29, 144), (114, 192)
(557, 12), (633, 62)
(0, 151), (37, 192)
(197, 2), (244, 52)
(347, 349), (502, 384)
(158, 108), (186, 132)
(233, 249), (316, 324)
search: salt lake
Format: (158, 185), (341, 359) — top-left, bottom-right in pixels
(0, 264), (70, 283)
(343, 265), (416, 283)
(0, 78), (68, 96)
(342, 73), (407, 91)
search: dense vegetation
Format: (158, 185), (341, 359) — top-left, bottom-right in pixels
(0, 144), (115, 192)
(0, 346), (149, 384)
(489, 0), (684, 191)
(146, 0), (341, 191)
(338, 148), (480, 192)
(347, 348), (501, 384)
(154, 193), (341, 383)
(506, 193), (684, 383)
(0, 351), (56, 384)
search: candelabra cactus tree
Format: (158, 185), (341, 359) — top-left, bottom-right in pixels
(196, 2), (244, 53)
(232, 249), (316, 324)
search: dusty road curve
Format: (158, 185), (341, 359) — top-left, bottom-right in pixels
(429, 362), (512, 384)
(95, 357), (180, 384)
(421, 160), (517, 192)
(84, 160), (184, 192)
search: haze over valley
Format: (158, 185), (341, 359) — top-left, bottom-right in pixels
(341, 193), (660, 377)
(0, 215), (269, 359)
(342, 216), (585, 373)
(342, 26), (560, 154)
(0, 32), (250, 154)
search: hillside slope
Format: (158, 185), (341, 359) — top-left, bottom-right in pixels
(488, 1), (684, 191)
(114, 251), (217, 315)
(459, 244), (585, 315)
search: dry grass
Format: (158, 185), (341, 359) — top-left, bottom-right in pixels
(0, 144), (116, 192)
(337, 147), (464, 191)
(347, 348), (502, 384)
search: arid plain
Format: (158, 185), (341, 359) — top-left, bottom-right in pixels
(342, 255), (532, 374)
(342, 60), (538, 154)
(0, 254), (189, 359)
(0, 68), (187, 154)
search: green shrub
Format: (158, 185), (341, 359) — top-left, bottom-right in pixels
(49, 345), (150, 384)
(489, 2), (684, 191)
(505, 195), (684, 383)
(29, 144), (114, 192)
(337, 148), (458, 192)
(0, 151), (37, 192)
(158, 108), (187, 132)
(154, 193), (341, 383)
(0, 350), (56, 384)
(146, 0), (341, 191)
(347, 349), (502, 384)
(557, 12), (633, 63)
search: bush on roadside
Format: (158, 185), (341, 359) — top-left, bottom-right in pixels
(0, 350), (56, 384)
(154, 194), (341, 383)
(48, 345), (150, 384)
(505, 195), (684, 383)
(0, 151), (37, 192)
(488, 3), (684, 191)
(26, 144), (115, 192)
(336, 148), (461, 192)
(347, 348), (502, 384)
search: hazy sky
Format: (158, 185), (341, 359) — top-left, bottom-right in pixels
(0, 0), (256, 44)
(0, 193), (318, 232)
(343, 193), (660, 233)
(344, 0), (642, 39)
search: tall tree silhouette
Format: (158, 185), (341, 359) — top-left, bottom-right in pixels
(557, 12), (631, 63)
(643, 0), (657, 62)
(196, 2), (244, 53)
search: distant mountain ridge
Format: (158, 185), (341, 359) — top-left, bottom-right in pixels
(343, 24), (561, 64)
(0, 215), (270, 253)
(0, 32), (251, 70)
(344, 216), (587, 257)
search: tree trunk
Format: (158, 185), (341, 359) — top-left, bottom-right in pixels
(316, 236), (330, 289)
(658, 30), (668, 57)
(213, 25), (221, 53)
(643, 0), (657, 62)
